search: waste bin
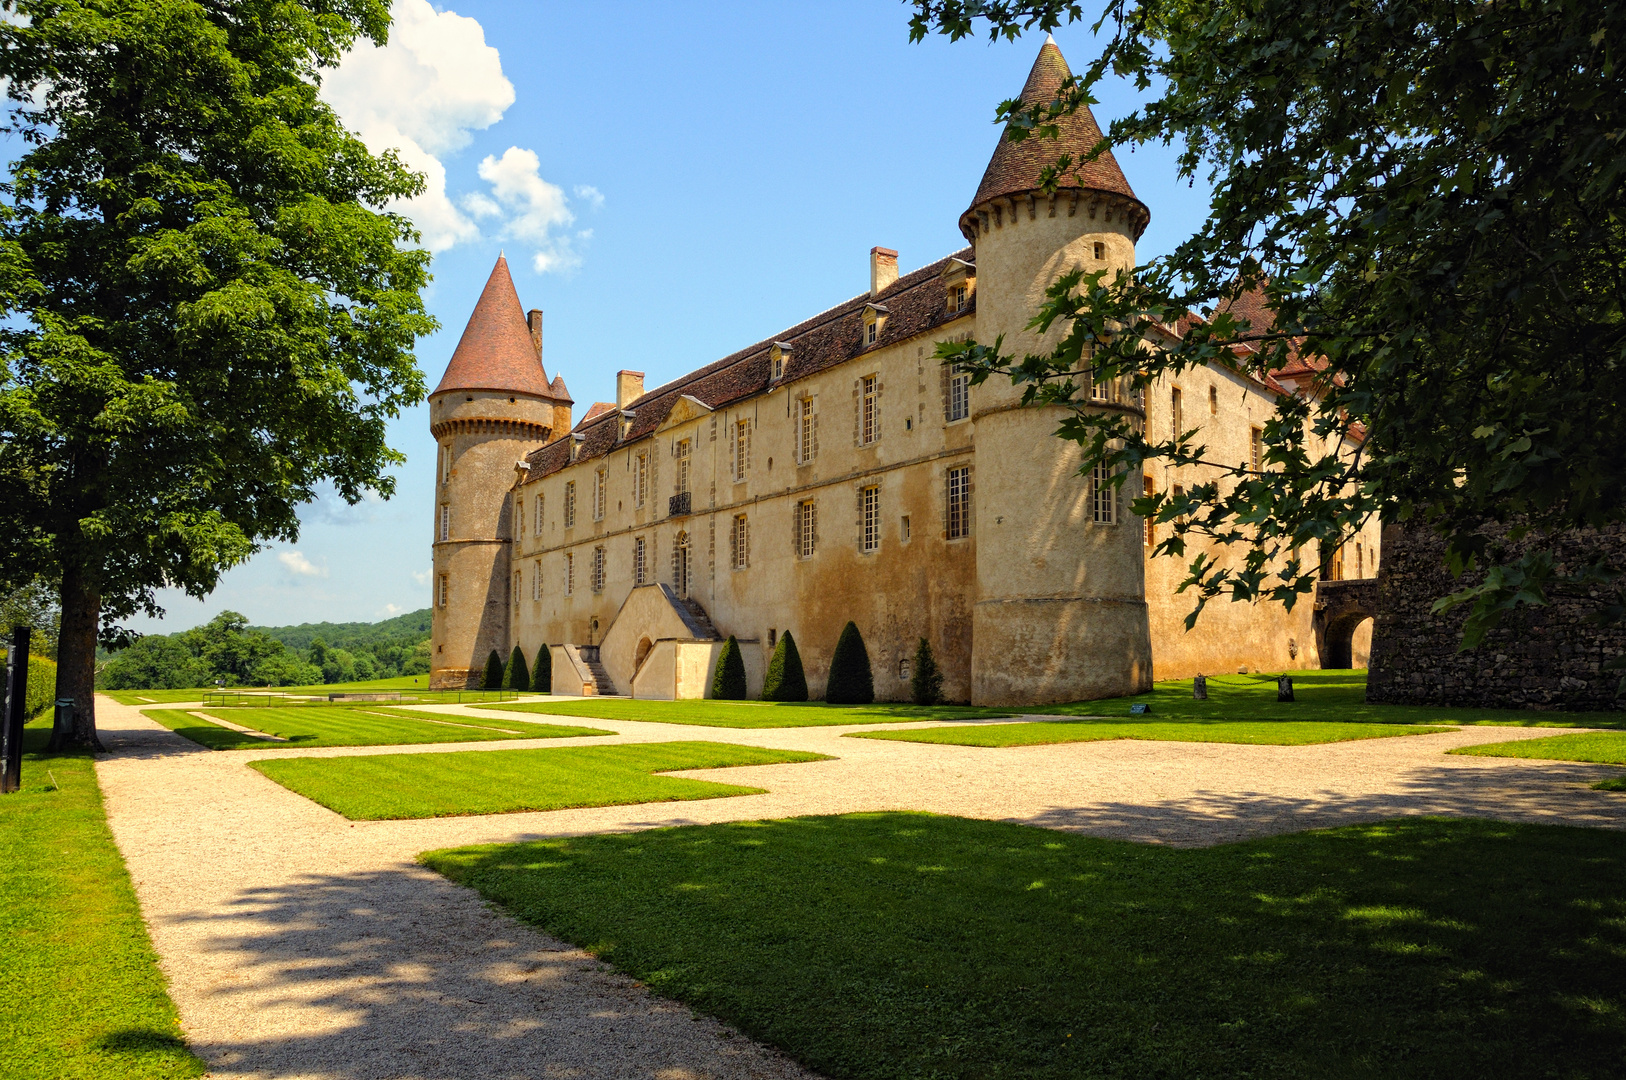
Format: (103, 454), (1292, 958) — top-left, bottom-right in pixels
(52, 697), (74, 743)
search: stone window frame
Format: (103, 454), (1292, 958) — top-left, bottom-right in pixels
(946, 465), (972, 540)
(634, 450), (648, 508)
(515, 492), (525, 537)
(438, 504), (449, 542)
(565, 551), (574, 596)
(733, 418), (751, 483)
(513, 570), (521, 611)
(439, 442), (451, 483)
(858, 483), (881, 553)
(795, 498), (818, 559)
(591, 545), (607, 593)
(1091, 458), (1117, 525)
(675, 437), (692, 495)
(729, 513), (750, 570)
(797, 395), (819, 464)
(634, 535), (647, 585)
(1171, 385), (1184, 438)
(943, 362), (970, 424)
(593, 468), (607, 521)
(856, 374), (881, 447)
(564, 481), (576, 528)
(1250, 425), (1265, 474)
(437, 574), (448, 608)
(533, 558), (542, 601)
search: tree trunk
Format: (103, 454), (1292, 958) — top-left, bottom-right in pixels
(49, 565), (102, 752)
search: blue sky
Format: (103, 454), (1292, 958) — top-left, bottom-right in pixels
(132, 0), (1214, 633)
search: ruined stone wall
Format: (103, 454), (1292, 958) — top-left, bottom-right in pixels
(1366, 522), (1626, 711)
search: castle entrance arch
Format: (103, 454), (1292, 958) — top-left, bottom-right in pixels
(1313, 579), (1380, 669)
(675, 532), (691, 599)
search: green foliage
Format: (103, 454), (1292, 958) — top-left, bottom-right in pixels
(23, 653), (55, 718)
(0, 0), (435, 741)
(0, 579), (58, 659)
(710, 636), (748, 700)
(3, 724), (204, 1078)
(255, 609), (432, 678)
(848, 719), (1452, 747)
(825, 621), (873, 705)
(911, 0), (1626, 643)
(253, 741), (831, 820)
(532, 643), (552, 693)
(98, 611), (319, 689)
(426, 814), (1626, 1080)
(481, 650), (505, 691)
(1451, 731), (1626, 765)
(504, 646), (530, 692)
(910, 637), (944, 706)
(761, 630), (809, 702)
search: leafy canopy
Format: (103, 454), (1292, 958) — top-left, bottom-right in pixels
(911, 0), (1626, 642)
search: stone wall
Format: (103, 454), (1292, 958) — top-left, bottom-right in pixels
(1366, 522), (1626, 711)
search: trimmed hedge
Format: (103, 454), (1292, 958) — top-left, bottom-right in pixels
(711, 636), (748, 700)
(825, 621), (873, 705)
(24, 654), (56, 718)
(761, 631), (808, 702)
(504, 647), (530, 692)
(911, 637), (944, 706)
(481, 649), (505, 690)
(532, 644), (552, 693)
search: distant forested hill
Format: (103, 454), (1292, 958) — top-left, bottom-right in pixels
(253, 608), (432, 652)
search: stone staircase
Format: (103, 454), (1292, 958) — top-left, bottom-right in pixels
(577, 646), (617, 696)
(680, 598), (722, 640)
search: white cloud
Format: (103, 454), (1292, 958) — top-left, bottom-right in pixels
(574, 184), (605, 210)
(278, 551), (328, 579)
(412, 569), (432, 586)
(322, 0), (513, 251)
(381, 603), (403, 616)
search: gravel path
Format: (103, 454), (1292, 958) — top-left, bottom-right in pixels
(94, 694), (1626, 1079)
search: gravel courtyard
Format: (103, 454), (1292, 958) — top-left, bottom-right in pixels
(93, 694), (1626, 1079)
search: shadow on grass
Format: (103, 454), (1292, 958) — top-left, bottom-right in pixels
(426, 813), (1626, 1080)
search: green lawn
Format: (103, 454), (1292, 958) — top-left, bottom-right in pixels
(1066, 669), (1626, 728)
(251, 741), (831, 820)
(425, 812), (1626, 1080)
(144, 705), (609, 750)
(1450, 731), (1626, 790)
(1, 722), (203, 1079)
(847, 718), (1455, 747)
(474, 698), (1009, 728)
(101, 688), (212, 705)
(100, 677), (513, 705)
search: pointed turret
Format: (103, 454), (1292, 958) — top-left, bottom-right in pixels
(434, 254), (555, 398)
(961, 39), (1148, 241)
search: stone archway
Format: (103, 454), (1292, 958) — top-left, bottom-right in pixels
(1313, 579), (1379, 669)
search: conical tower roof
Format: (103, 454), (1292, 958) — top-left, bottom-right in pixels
(970, 39), (1140, 211)
(433, 254), (554, 398)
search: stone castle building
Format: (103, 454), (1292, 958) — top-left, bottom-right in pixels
(428, 40), (1380, 704)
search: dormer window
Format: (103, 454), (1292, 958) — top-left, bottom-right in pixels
(862, 303), (888, 347)
(569, 432), (584, 463)
(940, 257), (975, 314)
(770, 341), (792, 381)
(620, 409), (636, 441)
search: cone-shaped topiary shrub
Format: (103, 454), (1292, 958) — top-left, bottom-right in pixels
(761, 630), (808, 702)
(504, 646), (530, 692)
(711, 635), (748, 700)
(532, 644), (552, 693)
(825, 621), (873, 704)
(910, 636), (944, 706)
(481, 649), (505, 690)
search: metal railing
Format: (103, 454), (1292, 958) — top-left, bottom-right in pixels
(669, 491), (692, 517)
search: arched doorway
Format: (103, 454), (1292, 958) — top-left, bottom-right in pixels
(1313, 579), (1380, 669)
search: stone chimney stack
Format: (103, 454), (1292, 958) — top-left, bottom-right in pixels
(870, 247), (898, 296)
(527, 309), (543, 359)
(616, 370), (644, 409)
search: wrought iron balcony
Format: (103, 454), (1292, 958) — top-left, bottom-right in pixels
(669, 491), (692, 517)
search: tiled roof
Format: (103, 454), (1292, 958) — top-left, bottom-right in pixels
(970, 40), (1139, 211)
(433, 254), (559, 399)
(580, 402), (616, 424)
(526, 249), (976, 478)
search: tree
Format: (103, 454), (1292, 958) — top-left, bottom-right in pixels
(504, 646), (530, 692)
(532, 643), (552, 693)
(761, 630), (808, 702)
(826, 621), (874, 705)
(0, 1), (434, 749)
(910, 637), (944, 706)
(710, 636), (748, 700)
(910, 0), (1626, 644)
(0, 578), (59, 659)
(481, 650), (505, 691)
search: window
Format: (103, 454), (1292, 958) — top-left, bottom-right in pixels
(1209, 386), (1218, 414)
(514, 571), (521, 610)
(1144, 476), (1156, 548)
(534, 494), (544, 535)
(946, 363), (970, 422)
(796, 499), (817, 558)
(516, 493), (525, 536)
(734, 419), (751, 481)
(866, 319), (879, 345)
(533, 559), (542, 600)
(860, 485), (880, 552)
(438, 505), (449, 541)
(565, 552), (574, 595)
(1356, 542), (1364, 579)
(1171, 386), (1183, 436)
(591, 546), (606, 592)
(1172, 483), (1187, 527)
(861, 375), (878, 445)
(593, 470), (606, 520)
(564, 481), (576, 527)
(949, 284), (968, 313)
(768, 628), (777, 648)
(437, 574), (448, 608)
(798, 397), (817, 462)
(676, 439), (691, 493)
(901, 515), (911, 543)
(634, 536), (647, 585)
(440, 443), (451, 483)
(1250, 426), (1264, 473)
(634, 451), (648, 508)
(1092, 459), (1116, 524)
(1093, 241), (1105, 260)
(730, 514), (750, 570)
(947, 466), (971, 539)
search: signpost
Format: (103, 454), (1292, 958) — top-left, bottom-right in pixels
(2, 625), (30, 794)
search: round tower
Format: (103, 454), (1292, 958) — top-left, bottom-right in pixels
(963, 39), (1154, 706)
(429, 254), (569, 688)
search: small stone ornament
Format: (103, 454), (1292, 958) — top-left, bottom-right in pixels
(1277, 675), (1295, 703)
(1129, 703), (1150, 715)
(1193, 674), (1208, 700)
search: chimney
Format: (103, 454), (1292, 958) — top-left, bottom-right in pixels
(616, 370), (645, 409)
(870, 247), (898, 297)
(527, 309), (544, 359)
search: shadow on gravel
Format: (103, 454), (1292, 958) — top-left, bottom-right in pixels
(1019, 759), (1626, 844)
